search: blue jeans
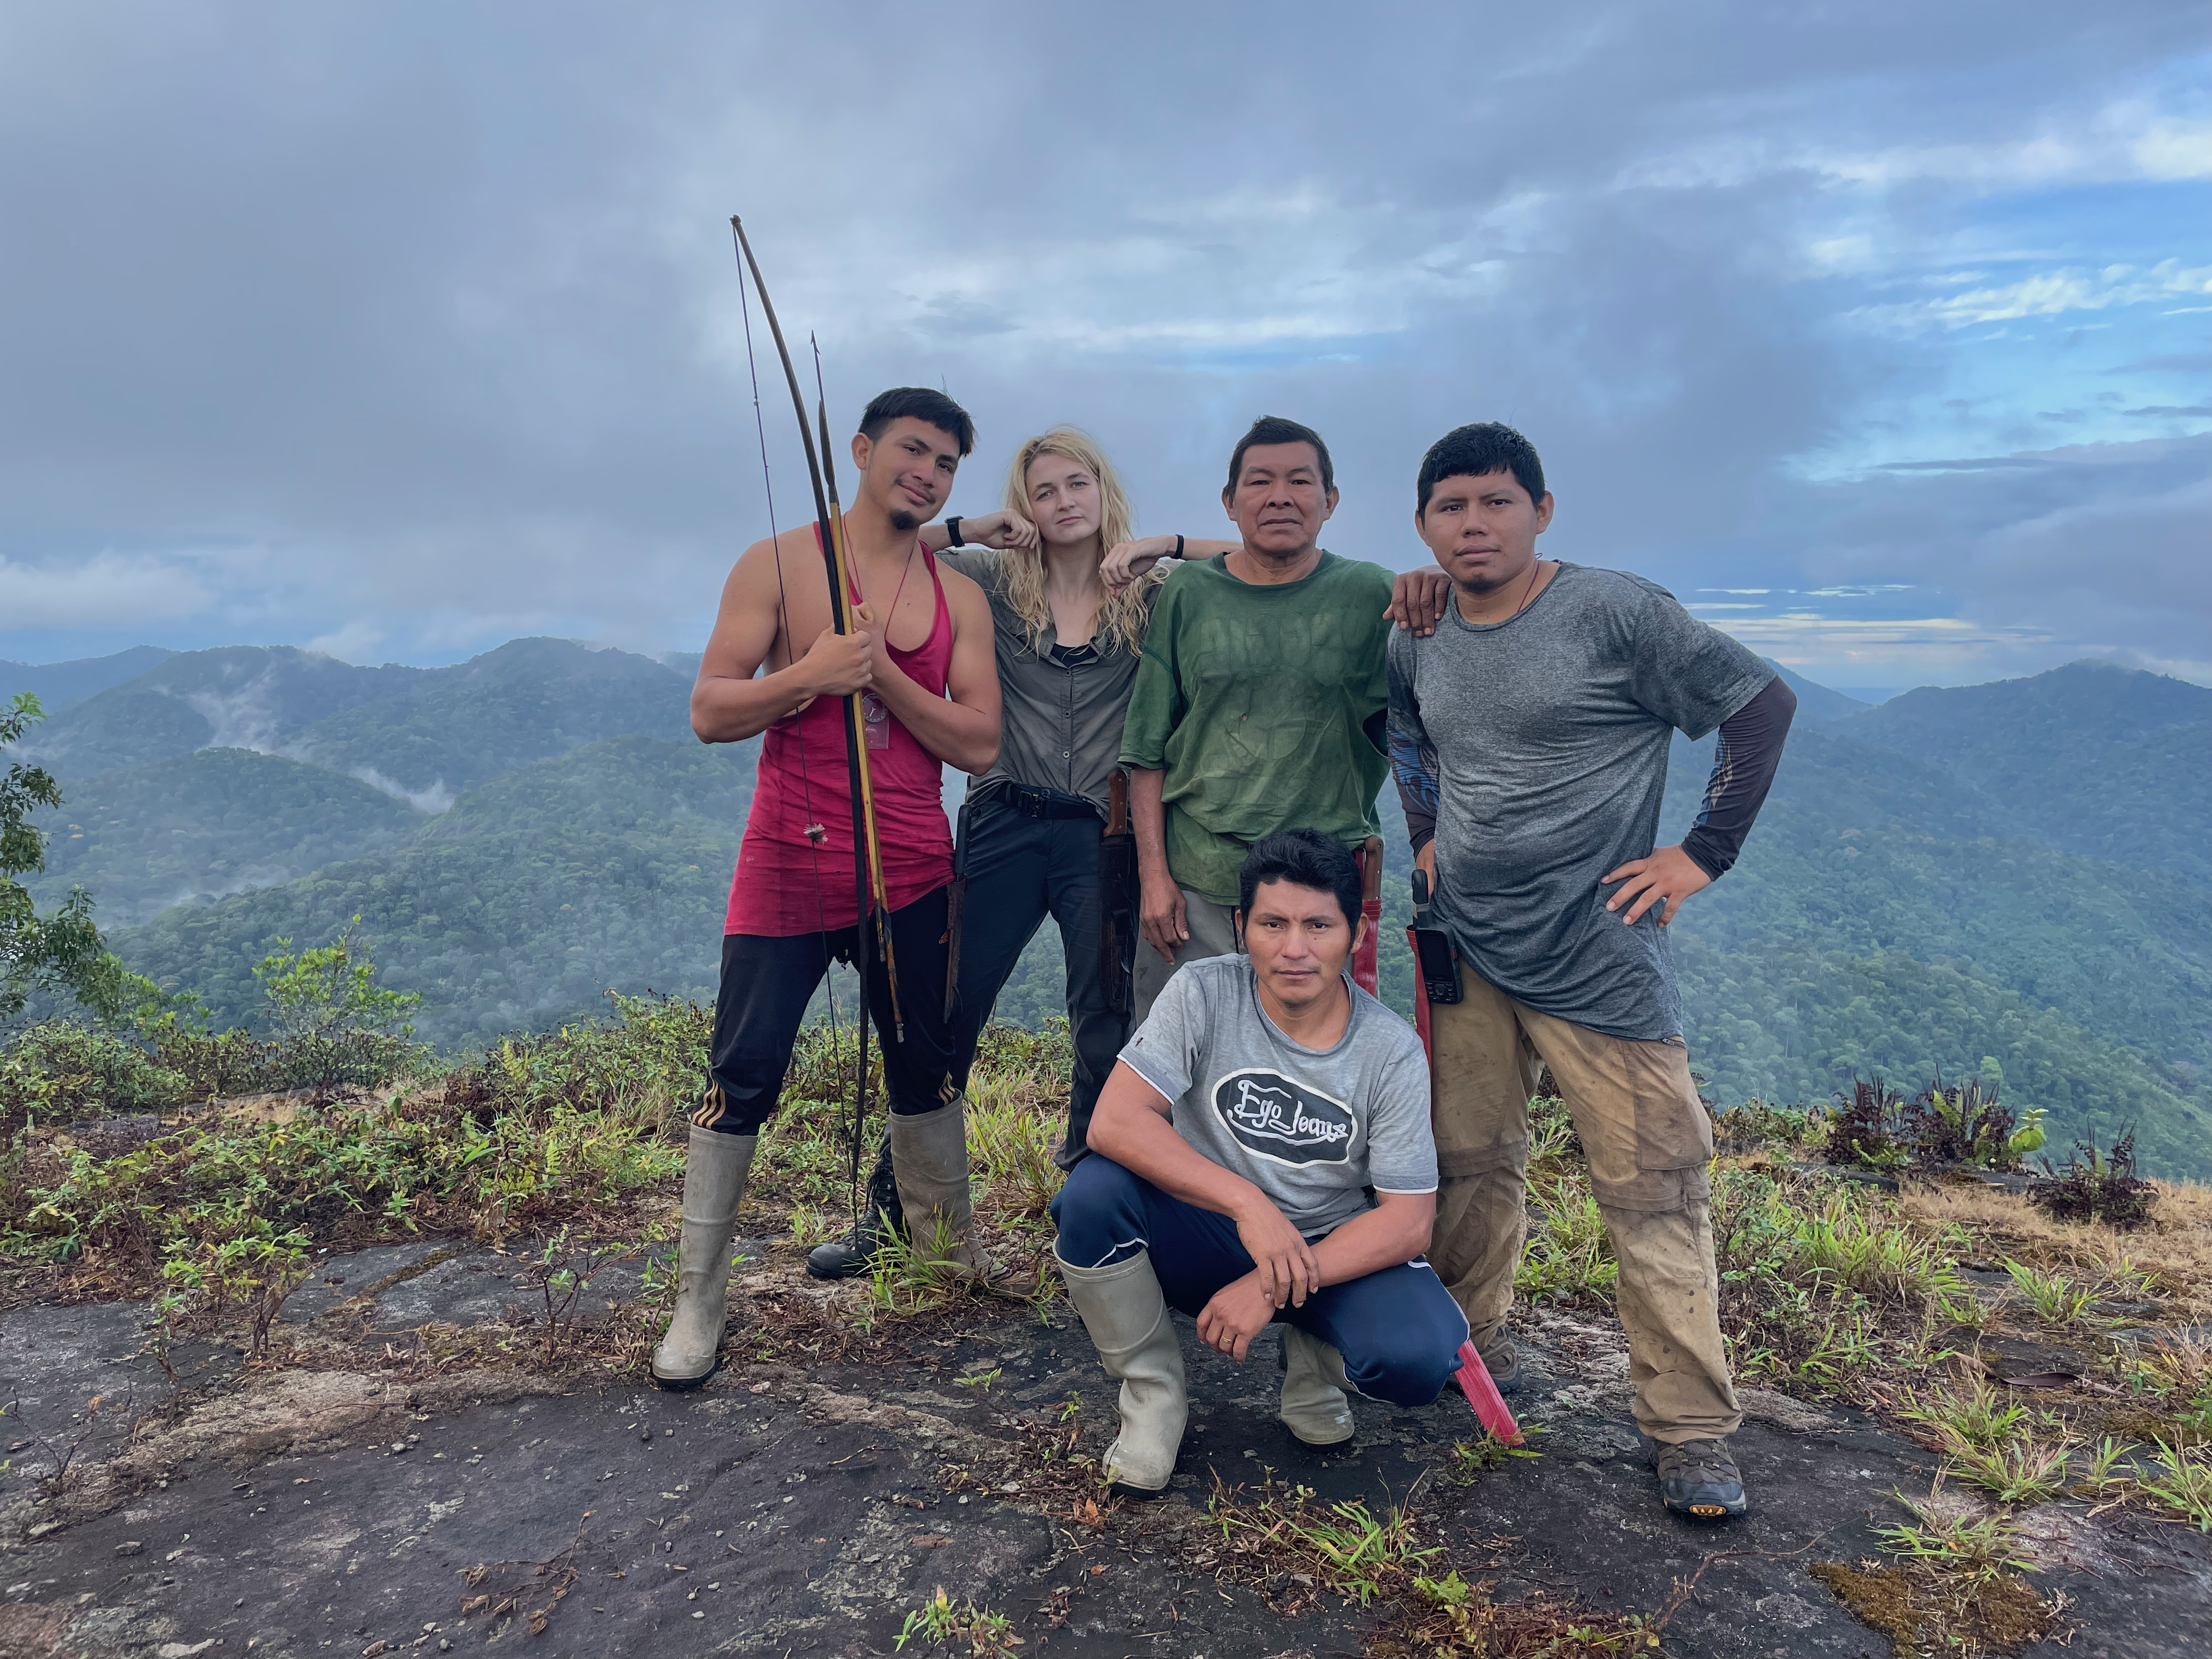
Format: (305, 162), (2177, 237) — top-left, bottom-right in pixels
(1051, 1155), (1469, 1408)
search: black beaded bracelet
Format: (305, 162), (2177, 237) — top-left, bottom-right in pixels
(945, 516), (964, 548)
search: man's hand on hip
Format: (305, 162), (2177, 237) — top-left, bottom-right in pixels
(1137, 868), (1189, 963)
(1601, 843), (1712, 926)
(1196, 1272), (1278, 1361)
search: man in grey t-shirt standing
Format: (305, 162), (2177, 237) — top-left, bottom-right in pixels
(1389, 423), (1795, 1521)
(1048, 830), (1469, 1496)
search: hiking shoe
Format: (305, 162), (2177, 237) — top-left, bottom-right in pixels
(806, 1138), (904, 1282)
(1475, 1331), (1523, 1397)
(1650, 1437), (1748, 1520)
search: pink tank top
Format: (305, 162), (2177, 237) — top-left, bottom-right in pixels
(725, 540), (957, 936)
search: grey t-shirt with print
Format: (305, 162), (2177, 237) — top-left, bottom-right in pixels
(1118, 955), (1437, 1236)
(1386, 561), (1773, 1042)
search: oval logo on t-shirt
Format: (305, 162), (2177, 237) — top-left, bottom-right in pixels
(1210, 1068), (1355, 1166)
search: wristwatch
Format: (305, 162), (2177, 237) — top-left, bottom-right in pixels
(945, 516), (964, 548)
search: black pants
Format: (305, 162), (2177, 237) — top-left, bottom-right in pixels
(696, 887), (956, 1137)
(950, 789), (1130, 1166)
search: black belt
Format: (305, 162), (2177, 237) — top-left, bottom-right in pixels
(995, 781), (1102, 821)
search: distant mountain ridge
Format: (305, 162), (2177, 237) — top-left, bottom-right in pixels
(1, 646), (176, 712)
(9, 637), (2210, 1175)
(118, 735), (756, 1046)
(19, 637), (692, 809)
(1837, 661), (2212, 888)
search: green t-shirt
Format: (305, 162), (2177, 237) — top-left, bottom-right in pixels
(1118, 550), (1394, 906)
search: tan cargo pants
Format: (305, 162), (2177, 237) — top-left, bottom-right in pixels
(1130, 888), (1240, 1028)
(1428, 962), (1741, 1444)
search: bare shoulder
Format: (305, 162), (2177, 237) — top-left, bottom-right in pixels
(737, 524), (825, 572)
(937, 562), (992, 625)
(721, 527), (822, 603)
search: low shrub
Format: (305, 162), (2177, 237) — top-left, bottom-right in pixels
(1821, 1079), (1911, 1170)
(0, 1022), (183, 1127)
(2032, 1129), (2158, 1230)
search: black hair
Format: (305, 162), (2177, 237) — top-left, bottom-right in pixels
(1237, 828), (1361, 931)
(1415, 422), (1545, 515)
(1225, 415), (1335, 498)
(859, 387), (975, 457)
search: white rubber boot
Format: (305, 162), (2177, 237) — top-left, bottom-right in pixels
(650, 1130), (755, 1390)
(889, 1098), (1000, 1279)
(1278, 1327), (1356, 1445)
(1057, 1250), (1188, 1496)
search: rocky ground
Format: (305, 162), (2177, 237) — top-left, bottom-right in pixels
(1, 1232), (2206, 1659)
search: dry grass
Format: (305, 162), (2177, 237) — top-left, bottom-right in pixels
(1901, 1180), (2212, 1315)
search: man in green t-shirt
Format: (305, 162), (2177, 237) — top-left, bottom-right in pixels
(1120, 416), (1395, 1024)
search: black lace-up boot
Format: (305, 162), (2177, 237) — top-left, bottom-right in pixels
(805, 1135), (904, 1280)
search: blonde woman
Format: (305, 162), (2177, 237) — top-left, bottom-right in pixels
(804, 427), (1237, 1279)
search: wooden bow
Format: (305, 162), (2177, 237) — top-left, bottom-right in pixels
(729, 217), (905, 1042)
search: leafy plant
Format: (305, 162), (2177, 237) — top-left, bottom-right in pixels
(2073, 1436), (2140, 1499)
(1, 693), (135, 1025)
(1942, 1435), (2073, 1505)
(1515, 1177), (1617, 1302)
(1208, 1487), (1438, 1609)
(254, 918), (422, 1096)
(1901, 1079), (2023, 1170)
(2031, 1129), (2158, 1229)
(1900, 1369), (2024, 1452)
(895, 1587), (1023, 1654)
(1710, 1097), (1815, 1148)
(1820, 1078), (1911, 1170)
(2137, 1444), (2212, 1532)
(1872, 1506), (2033, 1581)
(159, 1220), (314, 1358)
(0, 1020), (183, 1128)
(1446, 1429), (1543, 1483)
(521, 1226), (636, 1367)
(2000, 1259), (2095, 1324)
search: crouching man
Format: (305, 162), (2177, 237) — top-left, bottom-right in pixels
(1048, 829), (1468, 1496)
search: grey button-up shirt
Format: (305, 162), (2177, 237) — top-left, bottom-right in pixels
(940, 547), (1155, 814)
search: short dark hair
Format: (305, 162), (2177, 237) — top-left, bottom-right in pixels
(1226, 415), (1335, 498)
(1237, 828), (1361, 930)
(859, 387), (975, 457)
(1416, 422), (1545, 515)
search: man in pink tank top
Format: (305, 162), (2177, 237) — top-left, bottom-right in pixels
(652, 387), (1003, 1390)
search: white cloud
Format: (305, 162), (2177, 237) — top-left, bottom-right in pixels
(307, 619), (387, 665)
(0, 552), (211, 628)
(1855, 259), (2212, 331)
(348, 766), (451, 815)
(1624, 97), (2212, 194)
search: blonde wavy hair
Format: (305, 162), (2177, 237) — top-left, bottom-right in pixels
(998, 427), (1164, 657)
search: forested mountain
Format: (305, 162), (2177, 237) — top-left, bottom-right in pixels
(19, 646), (430, 775)
(292, 637), (695, 808)
(25, 748), (425, 925)
(1838, 663), (2212, 888)
(1654, 717), (2211, 1176)
(0, 646), (174, 712)
(119, 736), (757, 1046)
(7, 642), (2208, 1174)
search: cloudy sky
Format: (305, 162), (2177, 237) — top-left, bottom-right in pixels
(2, 2), (2207, 693)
